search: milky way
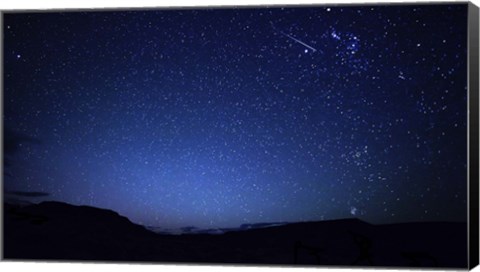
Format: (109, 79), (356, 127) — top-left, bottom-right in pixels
(3, 4), (468, 228)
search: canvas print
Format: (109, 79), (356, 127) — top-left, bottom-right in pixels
(2, 3), (477, 268)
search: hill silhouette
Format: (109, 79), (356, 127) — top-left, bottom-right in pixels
(3, 201), (467, 267)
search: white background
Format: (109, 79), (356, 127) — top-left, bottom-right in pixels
(0, 0), (479, 271)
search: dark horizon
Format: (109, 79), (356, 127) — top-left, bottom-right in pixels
(4, 198), (468, 267)
(3, 198), (468, 232)
(3, 4), (468, 229)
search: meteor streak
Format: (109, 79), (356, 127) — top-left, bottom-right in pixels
(279, 30), (317, 53)
(271, 22), (318, 53)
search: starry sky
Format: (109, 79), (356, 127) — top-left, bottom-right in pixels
(3, 4), (468, 229)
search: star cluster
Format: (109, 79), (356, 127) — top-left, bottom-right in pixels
(3, 4), (468, 228)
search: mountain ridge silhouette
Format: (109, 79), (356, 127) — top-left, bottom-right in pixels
(3, 200), (468, 268)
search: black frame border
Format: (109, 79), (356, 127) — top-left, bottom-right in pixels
(468, 2), (479, 270)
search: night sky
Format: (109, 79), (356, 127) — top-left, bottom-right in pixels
(3, 4), (468, 229)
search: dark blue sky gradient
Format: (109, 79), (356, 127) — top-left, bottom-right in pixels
(3, 4), (468, 228)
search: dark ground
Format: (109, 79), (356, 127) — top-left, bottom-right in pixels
(3, 201), (468, 268)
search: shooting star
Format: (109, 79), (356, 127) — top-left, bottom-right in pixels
(279, 31), (317, 53)
(271, 22), (318, 53)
